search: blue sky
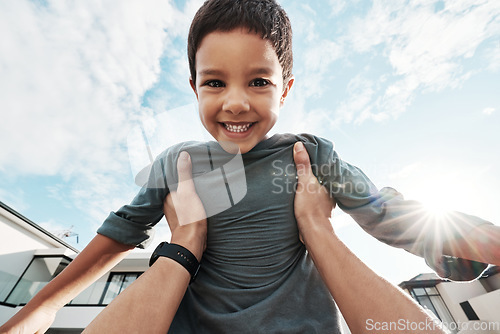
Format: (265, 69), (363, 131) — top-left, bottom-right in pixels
(0, 0), (499, 284)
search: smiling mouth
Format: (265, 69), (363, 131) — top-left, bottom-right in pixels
(222, 122), (255, 133)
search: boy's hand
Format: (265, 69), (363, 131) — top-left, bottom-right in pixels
(293, 142), (336, 243)
(0, 303), (56, 334)
(163, 151), (207, 261)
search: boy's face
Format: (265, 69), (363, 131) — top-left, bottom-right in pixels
(191, 29), (294, 154)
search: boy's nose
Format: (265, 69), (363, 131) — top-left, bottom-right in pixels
(222, 89), (250, 115)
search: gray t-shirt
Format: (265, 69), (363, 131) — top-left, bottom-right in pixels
(98, 133), (491, 333)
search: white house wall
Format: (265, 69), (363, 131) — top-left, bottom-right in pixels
(0, 211), (52, 303)
(51, 306), (104, 330)
(437, 281), (487, 322)
(0, 211), (56, 254)
(468, 290), (500, 322)
(0, 305), (105, 331)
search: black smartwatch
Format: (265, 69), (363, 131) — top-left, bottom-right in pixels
(149, 242), (200, 283)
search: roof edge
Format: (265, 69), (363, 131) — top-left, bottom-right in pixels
(0, 201), (80, 253)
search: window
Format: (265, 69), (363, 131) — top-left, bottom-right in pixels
(4, 255), (143, 306)
(409, 286), (457, 333)
(68, 272), (143, 306)
(4, 256), (70, 305)
(100, 272), (142, 305)
(459, 301), (480, 321)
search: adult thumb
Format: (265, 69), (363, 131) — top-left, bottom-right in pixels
(177, 151), (196, 192)
(293, 142), (313, 180)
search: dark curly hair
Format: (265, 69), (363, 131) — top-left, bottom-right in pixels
(187, 0), (293, 85)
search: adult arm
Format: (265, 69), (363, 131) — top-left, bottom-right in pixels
(0, 235), (134, 334)
(84, 151), (207, 334)
(293, 142), (446, 334)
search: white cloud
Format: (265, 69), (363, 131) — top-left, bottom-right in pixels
(341, 0), (500, 123)
(482, 107), (496, 115)
(334, 75), (376, 124)
(328, 0), (348, 16)
(38, 218), (73, 238)
(0, 187), (28, 213)
(300, 40), (344, 98)
(0, 0), (197, 224)
(485, 43), (500, 72)
(281, 0), (500, 131)
(275, 1), (351, 138)
(0, 1), (169, 175)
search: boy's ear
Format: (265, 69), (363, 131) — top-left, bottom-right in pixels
(189, 77), (199, 99)
(280, 76), (295, 107)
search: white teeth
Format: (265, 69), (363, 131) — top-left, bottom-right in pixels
(224, 123), (252, 133)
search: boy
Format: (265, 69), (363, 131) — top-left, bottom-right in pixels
(2, 0), (499, 333)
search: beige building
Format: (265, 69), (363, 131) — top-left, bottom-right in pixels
(399, 268), (500, 334)
(0, 201), (151, 333)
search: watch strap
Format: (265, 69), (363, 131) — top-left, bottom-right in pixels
(149, 242), (200, 283)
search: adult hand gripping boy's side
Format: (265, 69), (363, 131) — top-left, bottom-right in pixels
(292, 141), (336, 244)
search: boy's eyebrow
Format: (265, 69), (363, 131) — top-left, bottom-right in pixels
(248, 67), (274, 76)
(198, 67), (275, 77)
(198, 69), (224, 77)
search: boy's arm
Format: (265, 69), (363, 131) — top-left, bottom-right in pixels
(443, 224), (500, 265)
(294, 142), (446, 334)
(344, 185), (496, 279)
(0, 234), (134, 334)
(311, 137), (495, 280)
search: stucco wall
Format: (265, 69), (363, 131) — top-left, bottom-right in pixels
(468, 289), (500, 322)
(437, 281), (487, 322)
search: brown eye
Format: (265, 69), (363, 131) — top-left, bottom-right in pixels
(205, 80), (225, 88)
(250, 78), (270, 87)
